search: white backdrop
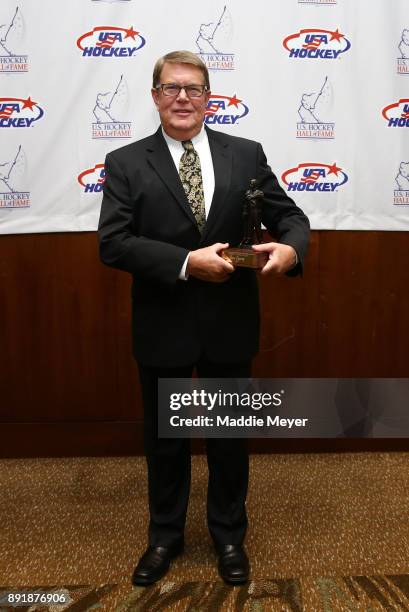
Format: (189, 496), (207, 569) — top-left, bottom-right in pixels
(0, 0), (408, 234)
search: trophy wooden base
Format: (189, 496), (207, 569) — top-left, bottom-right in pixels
(221, 247), (268, 269)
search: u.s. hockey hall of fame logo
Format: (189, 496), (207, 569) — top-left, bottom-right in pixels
(195, 5), (234, 71)
(297, 76), (334, 139)
(298, 0), (337, 4)
(394, 162), (409, 206)
(397, 29), (409, 75)
(92, 75), (131, 139)
(0, 145), (30, 208)
(0, 6), (28, 73)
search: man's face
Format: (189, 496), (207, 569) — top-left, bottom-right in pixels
(151, 62), (210, 141)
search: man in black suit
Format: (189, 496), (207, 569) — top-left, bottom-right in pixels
(98, 50), (310, 586)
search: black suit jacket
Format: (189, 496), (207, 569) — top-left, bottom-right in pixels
(98, 126), (310, 367)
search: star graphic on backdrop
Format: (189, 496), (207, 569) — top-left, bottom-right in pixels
(327, 163), (342, 176)
(124, 27), (139, 40)
(227, 94), (242, 108)
(329, 29), (344, 43)
(22, 97), (37, 111)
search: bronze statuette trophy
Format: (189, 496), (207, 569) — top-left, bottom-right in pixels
(222, 179), (269, 269)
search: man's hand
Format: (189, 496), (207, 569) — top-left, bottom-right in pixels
(187, 243), (235, 282)
(252, 242), (297, 276)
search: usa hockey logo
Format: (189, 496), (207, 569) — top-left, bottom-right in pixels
(382, 99), (409, 128)
(0, 97), (44, 128)
(394, 162), (409, 206)
(77, 26), (145, 57)
(297, 76), (334, 139)
(0, 145), (30, 208)
(282, 162), (348, 192)
(92, 75), (131, 139)
(397, 29), (409, 75)
(204, 94), (248, 126)
(195, 6), (234, 71)
(283, 28), (351, 59)
(78, 164), (105, 193)
(0, 6), (28, 73)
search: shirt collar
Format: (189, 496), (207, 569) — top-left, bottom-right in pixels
(161, 125), (207, 149)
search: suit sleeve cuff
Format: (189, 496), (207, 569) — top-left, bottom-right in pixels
(178, 253), (190, 281)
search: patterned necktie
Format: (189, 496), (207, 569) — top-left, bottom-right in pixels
(179, 140), (206, 233)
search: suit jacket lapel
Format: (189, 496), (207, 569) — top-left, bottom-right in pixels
(145, 127), (198, 228)
(145, 126), (232, 240)
(202, 126), (232, 242)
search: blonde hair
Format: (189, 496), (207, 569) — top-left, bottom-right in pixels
(152, 50), (210, 90)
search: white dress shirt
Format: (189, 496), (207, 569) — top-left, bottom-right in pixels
(162, 126), (215, 279)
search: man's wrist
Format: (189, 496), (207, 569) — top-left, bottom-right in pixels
(284, 245), (298, 270)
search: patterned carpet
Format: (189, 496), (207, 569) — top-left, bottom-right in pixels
(2, 576), (409, 611)
(1, 453), (409, 611)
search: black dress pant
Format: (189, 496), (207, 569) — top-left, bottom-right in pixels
(137, 357), (251, 548)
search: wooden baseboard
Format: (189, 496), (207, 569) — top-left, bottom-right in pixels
(0, 422), (144, 458)
(1, 422), (409, 457)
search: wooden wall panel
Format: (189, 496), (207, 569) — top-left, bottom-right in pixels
(317, 232), (409, 376)
(1, 230), (408, 456)
(0, 233), (140, 423)
(255, 231), (320, 377)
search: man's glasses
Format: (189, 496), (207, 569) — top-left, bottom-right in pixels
(156, 83), (208, 98)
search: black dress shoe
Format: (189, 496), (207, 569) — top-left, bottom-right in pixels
(217, 544), (249, 585)
(132, 542), (183, 586)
